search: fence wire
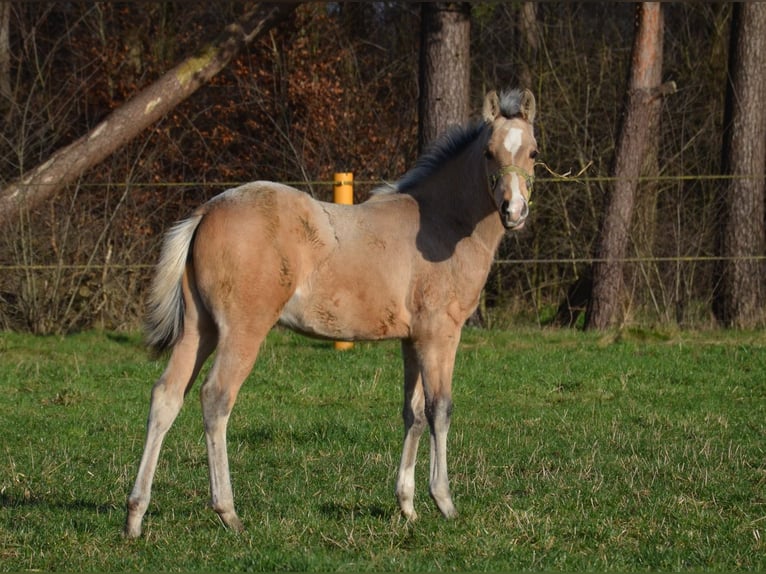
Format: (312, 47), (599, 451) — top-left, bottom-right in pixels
(14, 171), (764, 189)
(2, 171), (764, 272)
(2, 255), (766, 272)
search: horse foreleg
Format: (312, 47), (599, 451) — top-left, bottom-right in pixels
(125, 332), (214, 538)
(200, 335), (262, 532)
(420, 334), (459, 519)
(427, 393), (456, 518)
(395, 339), (427, 520)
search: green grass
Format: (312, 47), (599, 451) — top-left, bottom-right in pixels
(1, 327), (765, 571)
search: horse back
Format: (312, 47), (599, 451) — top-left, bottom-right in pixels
(189, 182), (422, 341)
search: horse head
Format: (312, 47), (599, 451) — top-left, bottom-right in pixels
(482, 89), (538, 230)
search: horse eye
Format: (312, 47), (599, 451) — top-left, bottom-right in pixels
(530, 150), (539, 160)
(484, 148), (493, 159)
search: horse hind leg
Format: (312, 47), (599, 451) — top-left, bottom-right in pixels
(199, 321), (270, 532)
(124, 321), (216, 538)
(124, 274), (217, 539)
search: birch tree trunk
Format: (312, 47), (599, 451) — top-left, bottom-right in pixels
(713, 2), (766, 328)
(586, 2), (670, 330)
(0, 2), (298, 225)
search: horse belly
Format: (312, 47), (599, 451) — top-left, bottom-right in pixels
(278, 284), (410, 341)
(274, 193), (415, 340)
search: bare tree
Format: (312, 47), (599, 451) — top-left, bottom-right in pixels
(517, 2), (539, 89)
(0, 2), (298, 225)
(586, 2), (674, 330)
(713, 2), (766, 328)
(418, 2), (471, 153)
(0, 2), (9, 102)
(418, 2), (476, 322)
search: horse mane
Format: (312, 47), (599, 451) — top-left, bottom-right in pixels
(377, 89), (527, 195)
(394, 122), (490, 194)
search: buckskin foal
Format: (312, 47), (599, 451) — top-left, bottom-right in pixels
(124, 88), (538, 537)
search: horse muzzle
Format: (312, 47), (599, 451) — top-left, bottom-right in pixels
(501, 198), (529, 230)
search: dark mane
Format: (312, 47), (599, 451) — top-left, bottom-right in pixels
(391, 89), (526, 194)
(394, 122), (490, 193)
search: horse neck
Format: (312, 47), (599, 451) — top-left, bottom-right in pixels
(413, 137), (506, 255)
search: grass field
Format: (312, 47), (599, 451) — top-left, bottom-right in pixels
(1, 327), (765, 571)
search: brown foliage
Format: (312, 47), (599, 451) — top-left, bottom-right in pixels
(0, 2), (737, 332)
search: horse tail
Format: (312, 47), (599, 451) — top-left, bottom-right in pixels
(145, 212), (205, 355)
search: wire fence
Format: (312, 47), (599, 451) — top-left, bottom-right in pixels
(0, 171), (766, 272)
(2, 170), (764, 331)
(3, 256), (766, 272)
(11, 172), (764, 189)
(1, 171), (764, 273)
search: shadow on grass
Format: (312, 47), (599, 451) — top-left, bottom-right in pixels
(0, 491), (118, 515)
(317, 499), (390, 521)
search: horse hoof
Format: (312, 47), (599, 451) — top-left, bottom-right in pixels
(218, 511), (245, 532)
(436, 499), (457, 519)
(123, 522), (142, 539)
(400, 508), (418, 522)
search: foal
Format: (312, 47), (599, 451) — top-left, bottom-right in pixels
(124, 88), (538, 537)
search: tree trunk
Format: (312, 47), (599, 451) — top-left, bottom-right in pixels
(418, 2), (476, 323)
(0, 2), (298, 225)
(418, 2), (471, 153)
(713, 2), (766, 328)
(586, 2), (668, 330)
(0, 1), (10, 102)
(517, 2), (539, 89)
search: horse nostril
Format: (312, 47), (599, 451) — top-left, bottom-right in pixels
(520, 201), (529, 219)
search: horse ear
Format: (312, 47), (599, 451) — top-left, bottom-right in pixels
(520, 89), (536, 124)
(483, 90), (501, 123)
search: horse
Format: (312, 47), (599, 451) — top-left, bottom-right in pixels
(124, 88), (538, 538)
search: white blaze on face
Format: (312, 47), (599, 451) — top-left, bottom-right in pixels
(505, 172), (526, 221)
(501, 126), (528, 224)
(503, 127), (524, 157)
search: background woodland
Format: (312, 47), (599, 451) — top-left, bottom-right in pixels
(0, 2), (760, 334)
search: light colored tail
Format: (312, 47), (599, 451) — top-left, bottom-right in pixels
(145, 213), (204, 354)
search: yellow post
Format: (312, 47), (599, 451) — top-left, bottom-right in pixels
(333, 171), (354, 205)
(333, 172), (354, 351)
